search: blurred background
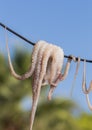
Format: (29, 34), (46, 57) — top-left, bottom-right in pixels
(0, 0), (92, 130)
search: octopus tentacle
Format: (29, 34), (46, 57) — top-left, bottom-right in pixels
(38, 44), (55, 86)
(82, 60), (92, 94)
(32, 42), (48, 92)
(56, 55), (73, 82)
(30, 42), (49, 130)
(86, 93), (92, 110)
(70, 57), (80, 95)
(47, 46), (64, 100)
(82, 60), (92, 110)
(61, 57), (72, 81)
(49, 46), (64, 84)
(6, 40), (44, 80)
(30, 43), (54, 130)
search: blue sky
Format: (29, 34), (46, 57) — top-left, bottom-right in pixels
(0, 0), (92, 112)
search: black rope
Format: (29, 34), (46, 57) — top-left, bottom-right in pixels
(0, 22), (92, 63)
(0, 22), (35, 46)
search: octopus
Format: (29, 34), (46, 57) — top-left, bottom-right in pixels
(6, 35), (75, 130)
(82, 60), (92, 110)
(5, 27), (92, 130)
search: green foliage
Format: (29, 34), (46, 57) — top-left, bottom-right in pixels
(0, 54), (9, 84)
(0, 52), (32, 130)
(0, 51), (92, 130)
(77, 113), (92, 130)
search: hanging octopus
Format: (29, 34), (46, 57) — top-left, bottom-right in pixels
(6, 36), (75, 130)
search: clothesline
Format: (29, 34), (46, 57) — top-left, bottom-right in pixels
(0, 22), (92, 63)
